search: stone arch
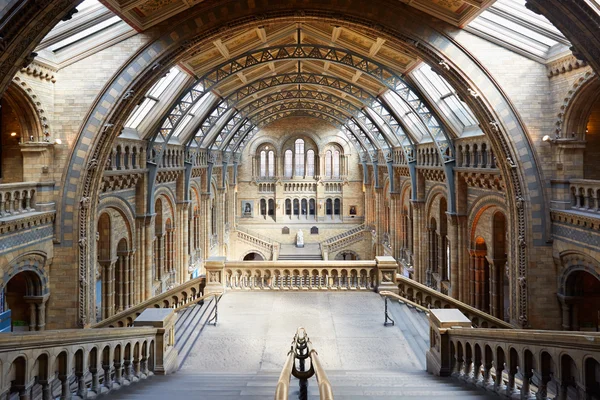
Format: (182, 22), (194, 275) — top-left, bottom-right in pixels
(57, 3), (540, 326)
(557, 71), (598, 139)
(467, 194), (508, 245)
(241, 250), (267, 261)
(558, 252), (600, 296)
(6, 78), (49, 141)
(97, 196), (136, 249)
(0, 252), (49, 296)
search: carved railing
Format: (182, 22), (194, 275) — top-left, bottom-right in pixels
(93, 276), (207, 328)
(321, 225), (368, 259)
(397, 274), (513, 329)
(455, 138), (497, 169)
(223, 260), (377, 291)
(0, 311), (177, 399)
(236, 231), (274, 253)
(0, 181), (54, 217)
(570, 179), (600, 212)
(427, 309), (600, 399)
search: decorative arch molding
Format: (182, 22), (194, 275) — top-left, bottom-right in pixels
(154, 187), (177, 219)
(424, 185), (448, 220)
(467, 194), (508, 245)
(58, 2), (542, 326)
(97, 196), (136, 247)
(4, 79), (49, 141)
(240, 250), (268, 261)
(333, 250), (361, 260)
(556, 71), (599, 139)
(0, 252), (50, 296)
(557, 251), (600, 296)
(247, 137), (279, 156)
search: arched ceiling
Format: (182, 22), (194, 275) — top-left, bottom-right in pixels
(142, 22), (458, 166)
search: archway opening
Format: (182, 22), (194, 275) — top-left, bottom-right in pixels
(243, 252), (264, 261)
(564, 270), (600, 331)
(585, 95), (600, 180)
(493, 212), (508, 321)
(1, 270), (43, 331)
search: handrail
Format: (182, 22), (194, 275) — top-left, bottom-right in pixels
(173, 291), (222, 313)
(396, 274), (513, 329)
(274, 342), (295, 399)
(379, 290), (430, 314)
(236, 225), (274, 244)
(275, 327), (334, 400)
(93, 275), (206, 328)
(308, 342), (334, 400)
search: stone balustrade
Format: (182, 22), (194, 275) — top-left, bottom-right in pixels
(236, 230), (274, 253)
(93, 276), (206, 328)
(427, 309), (600, 399)
(570, 179), (600, 212)
(455, 138), (497, 169)
(204, 257), (399, 293)
(0, 181), (54, 218)
(397, 274), (512, 329)
(0, 308), (177, 399)
(106, 138), (147, 171)
(321, 224), (367, 259)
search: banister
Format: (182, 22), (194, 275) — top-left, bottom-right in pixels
(379, 290), (430, 314)
(93, 275), (207, 328)
(274, 345), (296, 400)
(308, 342), (334, 400)
(397, 274), (513, 329)
(275, 327), (334, 400)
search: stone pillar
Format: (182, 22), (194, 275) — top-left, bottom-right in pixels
(144, 216), (154, 300)
(205, 257), (226, 293)
(117, 254), (124, 312)
(448, 214), (459, 298)
(134, 308), (178, 375)
(375, 256), (398, 294)
(181, 201), (190, 283)
(426, 309), (472, 376)
(411, 200), (424, 283)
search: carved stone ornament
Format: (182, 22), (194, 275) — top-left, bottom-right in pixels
(489, 121), (500, 132)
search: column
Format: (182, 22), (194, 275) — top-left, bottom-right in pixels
(181, 201), (190, 283)
(128, 252), (135, 308)
(117, 254), (124, 312)
(448, 214), (459, 299)
(468, 250), (476, 307)
(144, 216), (154, 300)
(411, 200), (424, 283)
(36, 298), (47, 331)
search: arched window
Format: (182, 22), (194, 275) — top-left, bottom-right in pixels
(301, 199), (307, 215)
(295, 139), (305, 176)
(309, 199), (316, 216)
(260, 199), (266, 216)
(334, 199), (341, 215)
(306, 150), (315, 177)
(268, 151), (275, 177)
(284, 150), (293, 178)
(285, 199), (291, 215)
(325, 150), (332, 177)
(326, 199), (333, 215)
(260, 150), (267, 177)
(333, 150), (340, 178)
(293, 199), (300, 215)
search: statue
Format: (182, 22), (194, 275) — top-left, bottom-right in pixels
(296, 229), (304, 248)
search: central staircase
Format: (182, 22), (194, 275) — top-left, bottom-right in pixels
(112, 292), (496, 400)
(278, 243), (323, 260)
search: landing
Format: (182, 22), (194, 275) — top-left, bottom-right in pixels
(180, 292), (422, 373)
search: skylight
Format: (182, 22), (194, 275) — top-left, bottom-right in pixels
(382, 91), (428, 142)
(411, 64), (478, 134)
(466, 0), (570, 62)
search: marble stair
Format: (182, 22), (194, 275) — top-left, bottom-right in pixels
(278, 243), (323, 260)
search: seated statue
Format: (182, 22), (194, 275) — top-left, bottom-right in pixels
(296, 229), (304, 248)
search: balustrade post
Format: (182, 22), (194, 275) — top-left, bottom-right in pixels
(103, 363), (112, 390)
(535, 371), (550, 400)
(494, 362), (507, 393)
(124, 360), (132, 382)
(90, 368), (100, 394)
(506, 364), (518, 397)
(375, 256), (399, 294)
(520, 369), (536, 400)
(76, 372), (87, 398)
(426, 309), (472, 377)
(204, 257), (226, 293)
(134, 309), (178, 375)
(59, 374), (72, 400)
(39, 380), (52, 400)
(482, 360), (494, 390)
(17, 385), (30, 400)
(114, 363), (123, 385)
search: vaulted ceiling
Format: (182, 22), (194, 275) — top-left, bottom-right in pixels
(101, 0), (495, 31)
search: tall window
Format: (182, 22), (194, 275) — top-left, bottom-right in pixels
(295, 139), (305, 176)
(268, 151), (275, 177)
(306, 150), (315, 177)
(284, 150), (293, 178)
(325, 151), (332, 178)
(260, 150), (267, 177)
(333, 150), (340, 178)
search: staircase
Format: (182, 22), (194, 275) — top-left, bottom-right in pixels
(278, 243), (323, 260)
(111, 292), (496, 400)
